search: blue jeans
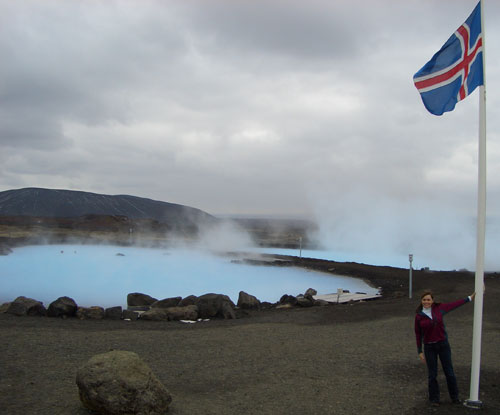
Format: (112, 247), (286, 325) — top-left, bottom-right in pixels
(424, 340), (459, 403)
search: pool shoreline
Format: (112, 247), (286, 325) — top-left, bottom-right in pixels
(0, 244), (378, 308)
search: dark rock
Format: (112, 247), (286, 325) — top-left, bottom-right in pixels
(178, 295), (197, 307)
(47, 296), (77, 318)
(195, 293), (236, 319)
(127, 292), (158, 307)
(6, 296), (46, 316)
(127, 305), (151, 312)
(76, 350), (172, 414)
(105, 306), (123, 320)
(304, 288), (317, 297)
(220, 301), (236, 319)
(279, 294), (298, 306)
(140, 308), (169, 321)
(296, 296), (314, 307)
(122, 309), (139, 320)
(237, 291), (261, 310)
(165, 305), (198, 321)
(76, 306), (105, 320)
(260, 301), (274, 310)
(235, 309), (251, 318)
(0, 246), (13, 255)
(314, 299), (330, 306)
(0, 302), (11, 313)
(151, 296), (182, 308)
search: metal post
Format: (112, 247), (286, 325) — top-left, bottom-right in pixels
(466, 87), (487, 410)
(409, 254), (413, 299)
(299, 237), (302, 258)
(466, 1), (487, 406)
(337, 288), (343, 304)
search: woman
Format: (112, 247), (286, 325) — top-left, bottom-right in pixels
(414, 290), (475, 406)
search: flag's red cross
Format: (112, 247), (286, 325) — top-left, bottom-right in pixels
(414, 24), (483, 101)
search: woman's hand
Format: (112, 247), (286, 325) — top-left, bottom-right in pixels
(419, 353), (425, 363)
(470, 285), (486, 300)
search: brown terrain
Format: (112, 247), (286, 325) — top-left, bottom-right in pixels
(1, 219), (499, 414)
(0, 214), (317, 249)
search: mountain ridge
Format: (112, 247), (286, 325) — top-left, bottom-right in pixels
(0, 187), (217, 229)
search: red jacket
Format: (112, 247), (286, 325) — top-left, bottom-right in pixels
(414, 298), (470, 353)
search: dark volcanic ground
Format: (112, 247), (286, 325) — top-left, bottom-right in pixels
(1, 256), (499, 415)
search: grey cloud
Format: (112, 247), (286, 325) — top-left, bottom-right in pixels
(1, 0), (500, 269)
(175, 0), (392, 72)
(0, 112), (65, 150)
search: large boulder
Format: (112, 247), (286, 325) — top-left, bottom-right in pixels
(165, 305), (198, 321)
(195, 293), (236, 319)
(178, 295), (197, 307)
(314, 299), (330, 307)
(127, 293), (158, 307)
(6, 296), (46, 316)
(76, 306), (105, 320)
(47, 296), (78, 318)
(140, 305), (199, 322)
(237, 291), (261, 310)
(296, 296), (314, 307)
(279, 294), (298, 306)
(304, 288), (318, 297)
(105, 306), (123, 320)
(151, 297), (182, 309)
(76, 350), (172, 414)
(140, 308), (169, 321)
(0, 302), (11, 313)
(122, 309), (139, 320)
(303, 288), (317, 305)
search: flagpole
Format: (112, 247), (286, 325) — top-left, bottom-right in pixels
(466, 0), (486, 408)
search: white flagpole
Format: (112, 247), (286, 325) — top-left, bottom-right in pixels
(466, 0), (486, 408)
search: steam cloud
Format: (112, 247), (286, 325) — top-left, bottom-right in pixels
(309, 188), (498, 271)
(195, 220), (255, 253)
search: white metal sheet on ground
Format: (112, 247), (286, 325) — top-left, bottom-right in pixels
(313, 292), (382, 304)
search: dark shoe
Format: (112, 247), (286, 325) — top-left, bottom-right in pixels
(430, 401), (440, 407)
(452, 398), (462, 404)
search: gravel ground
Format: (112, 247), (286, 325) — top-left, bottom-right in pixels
(1, 258), (499, 415)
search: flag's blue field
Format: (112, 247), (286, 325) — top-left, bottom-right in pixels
(0, 244), (377, 308)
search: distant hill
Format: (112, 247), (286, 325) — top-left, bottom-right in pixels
(0, 187), (217, 229)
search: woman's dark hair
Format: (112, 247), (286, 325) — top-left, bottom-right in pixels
(416, 290), (440, 313)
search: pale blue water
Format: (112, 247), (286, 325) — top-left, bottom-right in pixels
(0, 244), (377, 308)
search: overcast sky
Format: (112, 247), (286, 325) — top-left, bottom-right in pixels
(1, 0), (499, 269)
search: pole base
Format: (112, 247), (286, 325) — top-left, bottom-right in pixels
(464, 399), (483, 409)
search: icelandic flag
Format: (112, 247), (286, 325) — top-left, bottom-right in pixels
(414, 2), (483, 116)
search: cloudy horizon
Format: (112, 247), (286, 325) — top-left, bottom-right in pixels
(1, 0), (499, 269)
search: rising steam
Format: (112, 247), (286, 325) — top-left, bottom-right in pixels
(308, 188), (498, 271)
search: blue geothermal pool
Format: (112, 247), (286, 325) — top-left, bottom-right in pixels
(0, 244), (377, 308)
